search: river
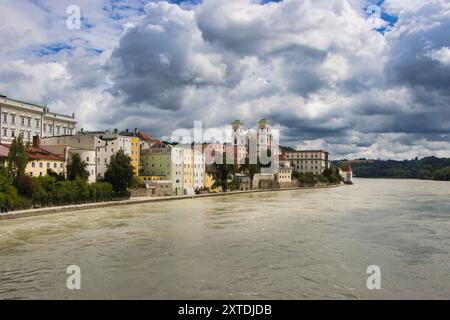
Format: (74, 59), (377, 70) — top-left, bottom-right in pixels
(0, 178), (449, 299)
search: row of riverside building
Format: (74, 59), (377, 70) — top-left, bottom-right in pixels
(0, 94), (342, 196)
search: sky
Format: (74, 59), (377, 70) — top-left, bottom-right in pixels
(0, 0), (449, 160)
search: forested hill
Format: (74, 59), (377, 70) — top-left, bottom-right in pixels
(335, 157), (450, 181)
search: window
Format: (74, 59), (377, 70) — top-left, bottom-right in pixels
(27, 118), (31, 126)
(2, 113), (7, 123)
(39, 162), (43, 168)
(27, 132), (31, 140)
(47, 163), (50, 168)
(54, 163), (57, 168)
(11, 114), (15, 123)
(43, 123), (47, 132)
(60, 163), (63, 168)
(63, 127), (67, 135)
(86, 157), (90, 162)
(32, 162), (36, 168)
(36, 119), (40, 127)
(11, 130), (15, 137)
(56, 126), (60, 134)
(21, 116), (25, 125)
(2, 129), (7, 137)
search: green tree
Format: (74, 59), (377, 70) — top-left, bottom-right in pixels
(433, 167), (450, 181)
(7, 135), (29, 179)
(104, 149), (134, 195)
(67, 153), (89, 181)
(0, 167), (13, 192)
(211, 152), (237, 192)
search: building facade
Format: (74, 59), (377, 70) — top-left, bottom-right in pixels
(339, 162), (354, 184)
(41, 129), (136, 181)
(282, 150), (330, 175)
(140, 144), (205, 195)
(276, 163), (293, 186)
(0, 137), (66, 177)
(0, 94), (76, 144)
(140, 146), (183, 195)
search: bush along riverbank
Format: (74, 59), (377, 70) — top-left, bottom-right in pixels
(0, 171), (113, 211)
(293, 167), (342, 187)
(0, 136), (135, 212)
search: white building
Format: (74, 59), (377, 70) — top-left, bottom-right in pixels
(41, 129), (133, 181)
(193, 147), (205, 191)
(282, 150), (330, 175)
(0, 94), (76, 144)
(339, 162), (354, 184)
(41, 144), (97, 183)
(276, 161), (293, 186)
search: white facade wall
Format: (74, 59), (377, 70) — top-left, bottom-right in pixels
(193, 149), (205, 190)
(68, 149), (97, 183)
(41, 132), (133, 182)
(0, 96), (76, 144)
(284, 151), (330, 175)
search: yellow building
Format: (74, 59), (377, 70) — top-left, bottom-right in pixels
(0, 140), (66, 177)
(183, 147), (194, 192)
(130, 136), (140, 176)
(27, 143), (66, 177)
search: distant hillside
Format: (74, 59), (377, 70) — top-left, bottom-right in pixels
(279, 145), (296, 152)
(334, 157), (450, 181)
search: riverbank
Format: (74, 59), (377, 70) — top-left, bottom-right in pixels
(0, 184), (342, 221)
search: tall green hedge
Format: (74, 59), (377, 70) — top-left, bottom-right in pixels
(32, 176), (113, 207)
(0, 174), (113, 210)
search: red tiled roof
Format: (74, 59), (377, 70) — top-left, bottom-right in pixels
(341, 163), (352, 172)
(0, 144), (9, 158)
(0, 143), (64, 161)
(137, 130), (160, 143)
(28, 147), (65, 161)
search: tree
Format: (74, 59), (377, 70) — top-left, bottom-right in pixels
(433, 167), (450, 181)
(67, 153), (89, 181)
(0, 167), (13, 192)
(7, 135), (29, 179)
(211, 152), (237, 192)
(104, 149), (134, 195)
(47, 169), (66, 181)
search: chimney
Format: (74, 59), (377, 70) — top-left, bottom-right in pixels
(32, 135), (40, 148)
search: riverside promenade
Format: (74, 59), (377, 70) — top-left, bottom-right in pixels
(0, 184), (342, 221)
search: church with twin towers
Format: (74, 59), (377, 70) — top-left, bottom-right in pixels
(231, 118), (277, 163)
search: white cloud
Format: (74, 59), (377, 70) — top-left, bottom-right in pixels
(0, 0), (449, 160)
(426, 47), (450, 66)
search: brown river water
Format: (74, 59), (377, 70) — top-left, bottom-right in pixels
(0, 178), (449, 299)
